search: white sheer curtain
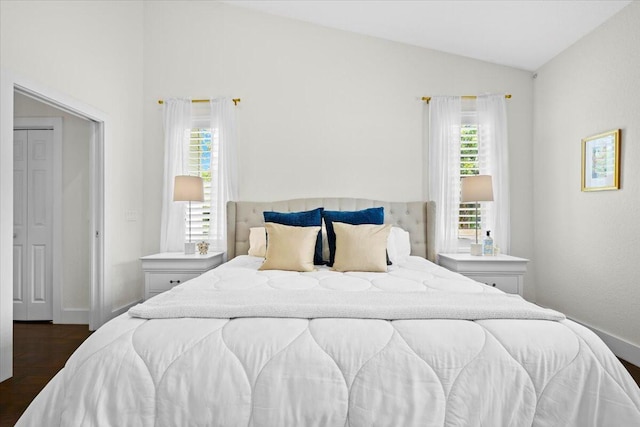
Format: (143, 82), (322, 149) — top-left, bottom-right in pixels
(160, 99), (192, 252)
(206, 97), (238, 252)
(428, 96), (462, 254)
(477, 94), (510, 253)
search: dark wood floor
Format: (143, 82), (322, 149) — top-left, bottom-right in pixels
(620, 358), (640, 387)
(0, 322), (92, 426)
(0, 323), (639, 426)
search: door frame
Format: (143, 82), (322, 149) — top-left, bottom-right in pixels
(0, 69), (107, 382)
(13, 118), (62, 322)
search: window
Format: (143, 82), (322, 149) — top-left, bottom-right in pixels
(185, 127), (218, 241)
(161, 98), (236, 253)
(458, 115), (485, 243)
(428, 95), (508, 254)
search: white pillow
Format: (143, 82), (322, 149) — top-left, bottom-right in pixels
(387, 226), (411, 263)
(248, 227), (267, 257)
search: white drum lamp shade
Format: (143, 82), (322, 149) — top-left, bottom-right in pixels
(173, 175), (204, 254)
(173, 175), (204, 203)
(461, 175), (494, 253)
(461, 175), (494, 203)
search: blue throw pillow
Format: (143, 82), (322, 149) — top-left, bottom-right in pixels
(263, 207), (324, 265)
(323, 207), (384, 266)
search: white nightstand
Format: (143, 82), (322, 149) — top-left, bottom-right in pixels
(140, 252), (224, 300)
(437, 253), (529, 295)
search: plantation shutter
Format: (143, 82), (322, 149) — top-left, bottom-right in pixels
(186, 127), (217, 241)
(458, 102), (484, 240)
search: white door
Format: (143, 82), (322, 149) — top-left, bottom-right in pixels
(13, 129), (54, 321)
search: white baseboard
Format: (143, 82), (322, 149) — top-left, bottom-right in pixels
(571, 318), (640, 367)
(54, 300), (141, 330)
(57, 308), (89, 325)
(111, 299), (142, 318)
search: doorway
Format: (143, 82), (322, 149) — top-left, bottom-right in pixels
(14, 95), (93, 325)
(0, 71), (107, 382)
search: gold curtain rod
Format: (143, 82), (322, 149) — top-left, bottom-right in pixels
(157, 98), (241, 106)
(421, 94), (511, 104)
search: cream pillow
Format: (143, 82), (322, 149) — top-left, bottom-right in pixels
(248, 227), (267, 257)
(332, 222), (392, 272)
(259, 223), (321, 272)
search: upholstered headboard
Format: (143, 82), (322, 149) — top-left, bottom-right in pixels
(226, 198), (436, 262)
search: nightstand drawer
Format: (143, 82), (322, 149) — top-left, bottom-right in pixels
(148, 272), (199, 292)
(467, 275), (519, 294)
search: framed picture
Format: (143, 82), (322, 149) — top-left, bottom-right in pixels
(581, 129), (620, 192)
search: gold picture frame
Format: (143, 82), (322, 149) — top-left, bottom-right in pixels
(581, 129), (620, 192)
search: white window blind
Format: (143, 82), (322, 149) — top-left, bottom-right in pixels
(185, 127), (219, 241)
(458, 123), (482, 240)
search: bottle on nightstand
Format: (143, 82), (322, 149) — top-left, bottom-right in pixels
(483, 231), (494, 256)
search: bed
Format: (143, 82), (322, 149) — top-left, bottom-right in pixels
(17, 198), (640, 426)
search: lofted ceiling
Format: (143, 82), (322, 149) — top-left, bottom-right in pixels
(223, 0), (631, 71)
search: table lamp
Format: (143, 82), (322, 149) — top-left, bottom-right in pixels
(461, 175), (493, 256)
(173, 175), (204, 254)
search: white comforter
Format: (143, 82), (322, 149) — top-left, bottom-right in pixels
(18, 256), (640, 426)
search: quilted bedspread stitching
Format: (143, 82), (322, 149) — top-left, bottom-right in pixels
(151, 319), (230, 425)
(219, 321), (256, 427)
(129, 327), (157, 426)
(531, 337), (586, 424)
(345, 322), (398, 427)
(64, 321), (147, 386)
(559, 322), (640, 415)
(392, 322), (448, 402)
(306, 322), (351, 424)
(442, 324), (489, 427)
(479, 324), (537, 426)
(131, 325), (158, 389)
(247, 322), (311, 427)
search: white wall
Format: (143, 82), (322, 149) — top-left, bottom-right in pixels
(533, 2), (640, 348)
(0, 0), (536, 335)
(14, 93), (92, 312)
(0, 0), (145, 315)
(142, 2), (536, 298)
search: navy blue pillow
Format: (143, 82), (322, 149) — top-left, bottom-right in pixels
(323, 207), (384, 266)
(263, 208), (324, 265)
